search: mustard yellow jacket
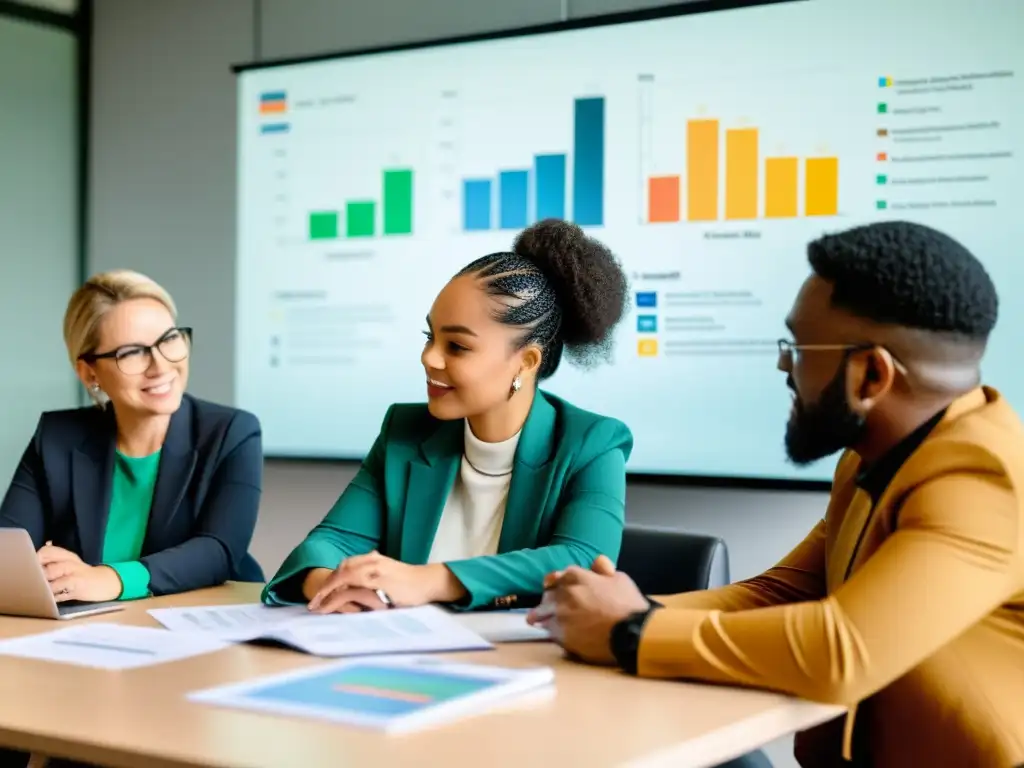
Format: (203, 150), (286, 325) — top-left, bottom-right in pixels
(639, 387), (1024, 767)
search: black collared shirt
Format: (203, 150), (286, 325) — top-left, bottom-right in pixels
(854, 407), (948, 502)
(845, 405), (947, 767)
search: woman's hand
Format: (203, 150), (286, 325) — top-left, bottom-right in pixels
(38, 543), (122, 602)
(308, 551), (465, 614)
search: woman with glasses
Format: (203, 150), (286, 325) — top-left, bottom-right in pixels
(0, 269), (264, 605)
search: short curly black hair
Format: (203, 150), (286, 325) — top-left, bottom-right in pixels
(455, 219), (628, 380)
(808, 220), (998, 341)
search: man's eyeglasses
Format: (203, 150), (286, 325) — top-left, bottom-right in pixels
(80, 327), (192, 375)
(776, 339), (865, 366)
(777, 339), (908, 375)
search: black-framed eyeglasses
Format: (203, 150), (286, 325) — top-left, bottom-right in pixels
(80, 327), (192, 375)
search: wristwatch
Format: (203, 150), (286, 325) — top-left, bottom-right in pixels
(610, 606), (657, 675)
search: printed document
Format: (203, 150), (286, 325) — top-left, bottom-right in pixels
(148, 604), (493, 657)
(148, 603), (308, 641)
(0, 623), (229, 670)
(190, 655), (555, 733)
(449, 609), (550, 643)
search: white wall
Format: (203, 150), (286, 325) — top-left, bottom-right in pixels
(90, 3), (827, 764)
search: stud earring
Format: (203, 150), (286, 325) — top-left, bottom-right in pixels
(510, 375), (522, 394)
(90, 383), (100, 393)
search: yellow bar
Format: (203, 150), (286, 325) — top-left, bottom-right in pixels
(725, 128), (758, 220)
(765, 157), (798, 218)
(687, 119), (719, 221)
(805, 157), (839, 216)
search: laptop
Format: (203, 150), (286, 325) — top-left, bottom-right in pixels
(0, 528), (124, 620)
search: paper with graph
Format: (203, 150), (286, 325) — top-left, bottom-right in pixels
(189, 655), (554, 733)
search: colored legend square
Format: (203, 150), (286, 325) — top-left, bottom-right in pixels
(876, 200), (888, 210)
(876, 174), (887, 184)
(877, 103), (887, 113)
(637, 339), (658, 357)
(637, 315), (657, 333)
(635, 291), (657, 308)
(877, 128), (888, 137)
(877, 152), (888, 161)
(878, 76), (892, 87)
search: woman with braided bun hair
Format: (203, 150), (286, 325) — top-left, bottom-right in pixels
(264, 218), (634, 614)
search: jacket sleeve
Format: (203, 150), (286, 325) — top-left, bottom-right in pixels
(141, 411), (263, 595)
(262, 407), (393, 605)
(0, 421), (48, 547)
(444, 420), (631, 611)
(652, 518), (827, 611)
(637, 451), (1022, 708)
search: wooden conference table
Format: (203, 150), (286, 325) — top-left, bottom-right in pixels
(0, 584), (842, 768)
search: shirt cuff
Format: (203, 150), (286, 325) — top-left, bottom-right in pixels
(107, 561), (151, 601)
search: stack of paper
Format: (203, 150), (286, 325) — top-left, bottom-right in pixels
(0, 623), (229, 669)
(448, 609), (550, 643)
(148, 604), (494, 657)
(189, 655), (555, 733)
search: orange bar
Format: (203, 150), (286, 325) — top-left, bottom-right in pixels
(765, 157), (798, 218)
(725, 128), (758, 219)
(805, 157), (839, 216)
(648, 176), (681, 223)
(260, 101), (286, 114)
(687, 119), (719, 221)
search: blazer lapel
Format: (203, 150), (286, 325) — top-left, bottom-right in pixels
(71, 408), (116, 564)
(144, 396), (198, 549)
(499, 391), (557, 553)
(827, 487), (874, 591)
(400, 418), (461, 564)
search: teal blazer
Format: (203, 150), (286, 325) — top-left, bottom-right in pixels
(263, 391), (632, 610)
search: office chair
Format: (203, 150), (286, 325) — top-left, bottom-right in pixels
(617, 526), (730, 595)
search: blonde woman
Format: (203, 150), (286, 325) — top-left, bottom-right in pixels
(0, 270), (264, 605)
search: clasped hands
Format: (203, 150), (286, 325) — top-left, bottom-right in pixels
(525, 555), (650, 666)
(37, 542), (122, 603)
(305, 551), (465, 614)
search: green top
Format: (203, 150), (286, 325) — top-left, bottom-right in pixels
(102, 449), (160, 600)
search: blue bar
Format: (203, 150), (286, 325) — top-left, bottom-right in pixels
(572, 97), (605, 227)
(534, 154), (566, 220)
(260, 123), (290, 134)
(499, 170), (529, 229)
(261, 91), (287, 102)
(463, 179), (492, 231)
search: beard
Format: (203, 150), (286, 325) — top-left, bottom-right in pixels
(785, 362), (867, 466)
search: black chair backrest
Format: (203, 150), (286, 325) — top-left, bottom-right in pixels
(617, 526), (730, 596)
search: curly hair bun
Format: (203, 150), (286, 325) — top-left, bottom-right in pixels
(512, 219), (628, 354)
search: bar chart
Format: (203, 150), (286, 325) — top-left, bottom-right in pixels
(307, 168), (414, 240)
(645, 118), (839, 223)
(461, 96), (605, 231)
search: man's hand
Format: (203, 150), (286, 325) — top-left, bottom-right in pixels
(528, 555), (649, 666)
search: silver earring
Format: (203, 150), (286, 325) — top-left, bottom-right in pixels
(510, 375), (521, 394)
(90, 384), (100, 393)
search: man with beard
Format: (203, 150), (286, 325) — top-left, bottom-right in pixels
(529, 220), (1024, 768)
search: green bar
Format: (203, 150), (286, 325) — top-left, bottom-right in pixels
(383, 169), (413, 235)
(309, 212), (338, 240)
(346, 201), (376, 238)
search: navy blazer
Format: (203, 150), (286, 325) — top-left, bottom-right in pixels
(0, 394), (264, 595)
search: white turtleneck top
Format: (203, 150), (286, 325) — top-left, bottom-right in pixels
(427, 420), (521, 564)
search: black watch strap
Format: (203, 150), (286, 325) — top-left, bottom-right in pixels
(610, 606), (657, 675)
